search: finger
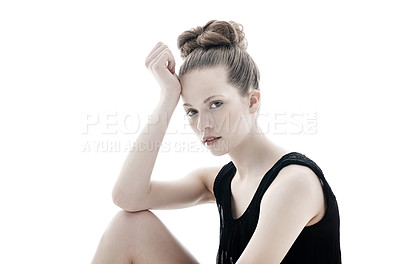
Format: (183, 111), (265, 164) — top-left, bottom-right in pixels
(166, 51), (176, 74)
(162, 50), (176, 75)
(148, 48), (174, 74)
(145, 43), (168, 68)
(147, 46), (164, 70)
(148, 49), (169, 73)
(146, 46), (168, 70)
(145, 44), (165, 68)
(151, 50), (176, 80)
(149, 41), (164, 54)
(160, 48), (176, 74)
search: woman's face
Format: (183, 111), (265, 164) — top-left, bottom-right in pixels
(180, 66), (258, 156)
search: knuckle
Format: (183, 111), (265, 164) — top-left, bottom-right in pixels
(160, 44), (168, 50)
(152, 63), (163, 71)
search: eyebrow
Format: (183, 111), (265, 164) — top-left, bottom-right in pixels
(183, 95), (225, 107)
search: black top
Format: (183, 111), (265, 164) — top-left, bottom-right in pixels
(213, 152), (341, 264)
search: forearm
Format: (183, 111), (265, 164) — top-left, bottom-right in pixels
(112, 96), (178, 210)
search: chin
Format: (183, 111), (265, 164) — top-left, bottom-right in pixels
(204, 138), (232, 156)
(208, 150), (227, 157)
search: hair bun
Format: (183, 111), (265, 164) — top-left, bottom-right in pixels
(178, 20), (247, 58)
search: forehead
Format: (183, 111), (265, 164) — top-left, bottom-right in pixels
(180, 66), (235, 103)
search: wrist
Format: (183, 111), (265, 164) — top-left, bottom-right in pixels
(157, 94), (179, 109)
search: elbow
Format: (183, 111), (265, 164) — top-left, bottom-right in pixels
(111, 187), (144, 212)
(111, 188), (124, 208)
(112, 187), (131, 211)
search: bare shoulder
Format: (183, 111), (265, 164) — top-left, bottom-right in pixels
(270, 164), (322, 194)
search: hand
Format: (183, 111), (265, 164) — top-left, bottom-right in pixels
(145, 42), (181, 102)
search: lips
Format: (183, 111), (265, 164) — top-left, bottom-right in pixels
(202, 136), (222, 144)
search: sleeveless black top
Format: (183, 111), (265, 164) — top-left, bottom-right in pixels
(213, 152), (341, 263)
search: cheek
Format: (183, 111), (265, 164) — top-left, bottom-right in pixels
(187, 118), (203, 137)
(187, 118), (197, 130)
(209, 110), (237, 135)
(227, 110), (252, 134)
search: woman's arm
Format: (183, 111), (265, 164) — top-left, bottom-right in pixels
(112, 97), (176, 211)
(112, 42), (216, 212)
(112, 43), (218, 212)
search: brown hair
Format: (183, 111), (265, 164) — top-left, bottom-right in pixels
(177, 20), (260, 96)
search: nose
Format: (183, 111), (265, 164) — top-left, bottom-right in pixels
(197, 112), (213, 132)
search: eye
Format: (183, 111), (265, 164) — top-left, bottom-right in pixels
(210, 101), (223, 109)
(185, 101), (223, 118)
(186, 109), (197, 118)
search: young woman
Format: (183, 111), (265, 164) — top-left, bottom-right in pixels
(91, 20), (341, 264)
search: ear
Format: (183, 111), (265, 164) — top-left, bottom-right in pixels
(248, 89), (260, 114)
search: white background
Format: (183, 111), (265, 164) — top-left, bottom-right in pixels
(1, 0), (399, 263)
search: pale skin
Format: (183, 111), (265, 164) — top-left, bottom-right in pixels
(91, 42), (326, 264)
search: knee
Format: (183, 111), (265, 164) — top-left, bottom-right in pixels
(108, 210), (157, 233)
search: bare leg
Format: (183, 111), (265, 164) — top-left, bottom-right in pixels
(91, 210), (199, 264)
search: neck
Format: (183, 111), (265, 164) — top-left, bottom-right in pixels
(228, 126), (288, 180)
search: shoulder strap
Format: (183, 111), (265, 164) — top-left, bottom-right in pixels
(213, 161), (235, 203)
